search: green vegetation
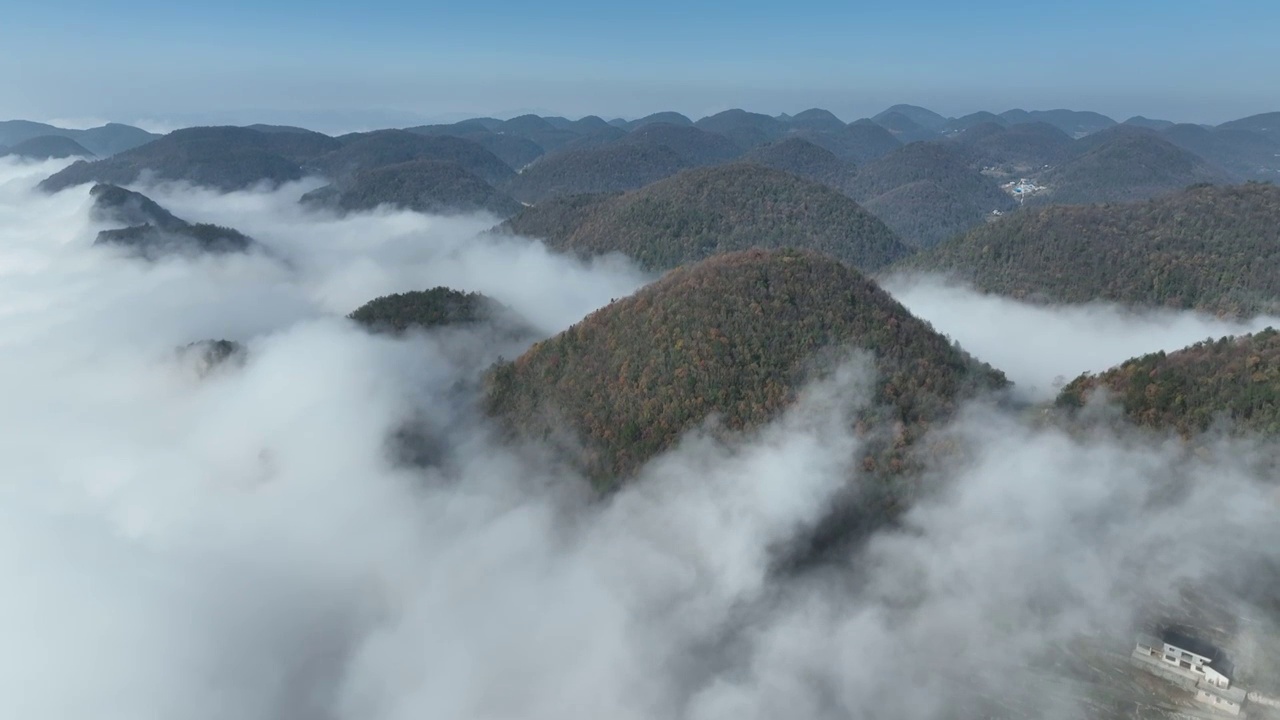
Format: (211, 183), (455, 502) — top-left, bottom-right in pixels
(1037, 131), (1231, 204)
(89, 183), (256, 258)
(1057, 328), (1280, 435)
(791, 121), (902, 163)
(301, 160), (521, 217)
(1, 135), (94, 160)
(845, 141), (1014, 248)
(502, 163), (911, 272)
(741, 137), (853, 184)
(485, 248), (1008, 486)
(308, 130), (513, 185)
(348, 287), (513, 334)
(896, 182), (1280, 316)
(956, 121), (1075, 168)
(505, 143), (690, 204)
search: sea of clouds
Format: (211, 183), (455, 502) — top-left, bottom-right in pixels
(2, 156), (1278, 720)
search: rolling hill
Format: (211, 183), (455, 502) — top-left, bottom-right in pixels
(89, 183), (257, 259)
(39, 126), (336, 192)
(895, 182), (1280, 316)
(348, 287), (525, 335)
(485, 248), (1008, 485)
(787, 121), (902, 163)
(788, 108), (848, 132)
(1057, 328), (1280, 436)
(999, 109), (1116, 137)
(306, 130), (513, 185)
(501, 163), (911, 272)
(0, 135), (94, 160)
(956, 121), (1076, 169)
(1037, 131), (1233, 204)
(1160, 124), (1280, 180)
(0, 120), (158, 157)
(504, 143), (689, 204)
(844, 141), (1015, 247)
(872, 111), (939, 143)
(874, 104), (949, 131)
(694, 109), (787, 148)
(300, 160), (521, 217)
(741, 137), (853, 184)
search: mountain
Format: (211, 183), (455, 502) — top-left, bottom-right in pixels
(874, 104), (949, 131)
(896, 182), (1280, 316)
(1124, 116), (1176, 130)
(484, 248), (1008, 485)
(741, 137), (853, 184)
(348, 287), (525, 335)
(177, 339), (248, 377)
(306, 130), (513, 185)
(955, 121), (1076, 169)
(1057, 328), (1280, 436)
(788, 108), (847, 132)
(1037, 130), (1232, 204)
(0, 135), (94, 160)
(504, 124), (742, 203)
(620, 112), (694, 130)
(787, 120), (902, 163)
(500, 163), (911, 272)
(844, 141), (1015, 248)
(300, 160), (521, 217)
(504, 143), (689, 204)
(89, 183), (257, 259)
(694, 109), (788, 148)
(39, 126), (337, 193)
(871, 112), (939, 143)
(945, 111), (1008, 133)
(1217, 112), (1280, 139)
(405, 124), (547, 170)
(999, 109), (1117, 137)
(1160, 123), (1280, 180)
(0, 120), (158, 157)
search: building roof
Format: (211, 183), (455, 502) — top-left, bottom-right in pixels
(1162, 628), (1235, 681)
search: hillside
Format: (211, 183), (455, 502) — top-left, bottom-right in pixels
(1161, 124), (1280, 180)
(38, 126), (335, 192)
(1057, 328), (1280, 436)
(999, 109), (1116, 136)
(300, 160), (521, 217)
(306, 130), (513, 185)
(1217, 112), (1280, 139)
(896, 182), (1280, 316)
(0, 120), (157, 157)
(693, 109), (787, 148)
(348, 287), (522, 334)
(787, 121), (902, 163)
(788, 108), (847, 132)
(872, 111), (939, 143)
(741, 137), (853, 184)
(0, 135), (94, 160)
(874, 104), (949, 131)
(1038, 131), (1232, 204)
(485, 248), (1008, 485)
(89, 183), (257, 258)
(501, 163), (911, 272)
(844, 141), (1015, 247)
(615, 123), (742, 165)
(957, 121), (1076, 169)
(504, 143), (689, 204)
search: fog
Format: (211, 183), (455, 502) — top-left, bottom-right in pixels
(883, 274), (1280, 402)
(2, 156), (1278, 719)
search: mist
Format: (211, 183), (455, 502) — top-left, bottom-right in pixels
(3, 157), (1280, 719)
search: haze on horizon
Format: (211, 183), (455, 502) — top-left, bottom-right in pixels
(3, 0), (1277, 133)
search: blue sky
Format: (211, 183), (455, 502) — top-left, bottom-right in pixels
(1, 0), (1276, 131)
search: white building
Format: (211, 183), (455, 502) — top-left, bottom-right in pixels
(1134, 629), (1245, 716)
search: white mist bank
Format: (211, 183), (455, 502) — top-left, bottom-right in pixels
(883, 273), (1280, 401)
(2, 159), (1279, 719)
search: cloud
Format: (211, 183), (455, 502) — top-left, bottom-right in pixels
(4, 159), (1280, 719)
(882, 273), (1280, 401)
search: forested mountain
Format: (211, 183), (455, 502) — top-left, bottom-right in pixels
(788, 120), (902, 163)
(1124, 116), (1176, 130)
(485, 248), (1008, 485)
(39, 126), (337, 192)
(741, 137), (853, 184)
(999, 109), (1116, 137)
(613, 112), (694, 130)
(0, 120), (157, 157)
(405, 123), (547, 170)
(614, 123), (742, 165)
(348, 287), (523, 334)
(1057, 328), (1280, 436)
(501, 163), (911, 272)
(788, 108), (847, 132)
(504, 144), (689, 204)
(955, 121), (1076, 169)
(844, 141), (1015, 247)
(944, 111), (1008, 132)
(693, 109), (787, 148)
(1217, 112), (1280, 138)
(1160, 123), (1280, 180)
(874, 104), (949, 131)
(89, 183), (257, 259)
(872, 112), (939, 143)
(300, 160), (521, 217)
(896, 182), (1280, 316)
(307, 130), (513, 185)
(0, 135), (94, 160)
(1037, 131), (1232, 204)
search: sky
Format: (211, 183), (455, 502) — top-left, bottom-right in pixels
(2, 1), (1278, 133)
